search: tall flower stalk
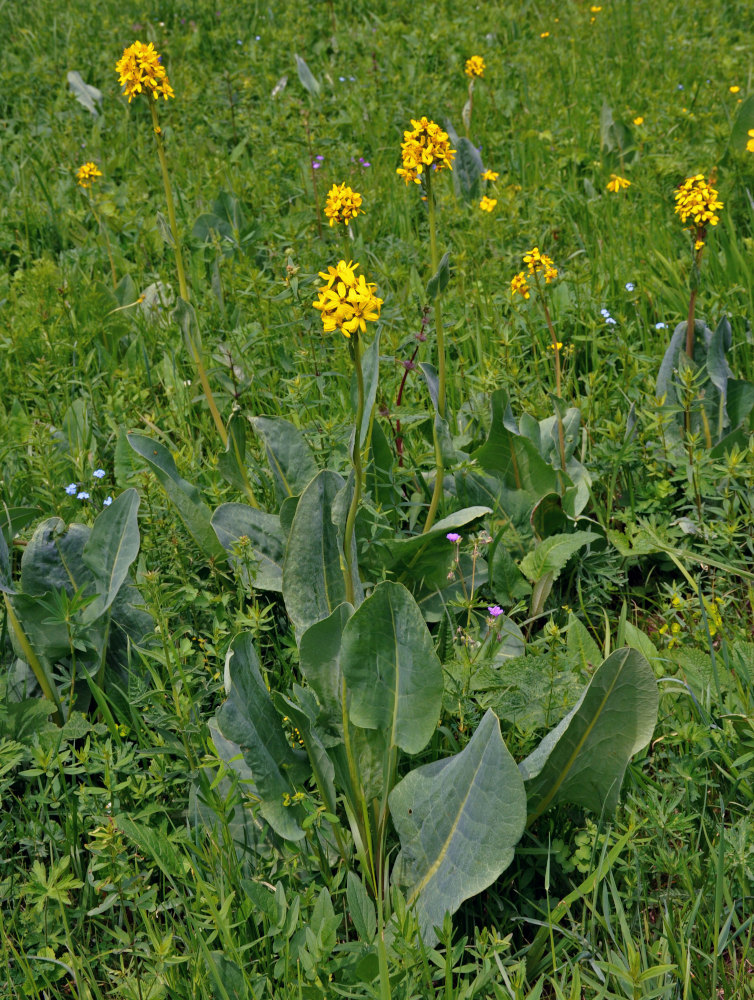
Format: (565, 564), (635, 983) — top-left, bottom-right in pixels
(76, 162), (118, 290)
(673, 172), (723, 359)
(397, 116), (455, 533)
(312, 260), (382, 603)
(463, 55), (485, 137)
(115, 41), (227, 446)
(511, 247), (568, 473)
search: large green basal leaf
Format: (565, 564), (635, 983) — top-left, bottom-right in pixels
(341, 582), (443, 755)
(472, 391), (559, 496)
(214, 633), (308, 842)
(211, 502), (286, 593)
(250, 415), (318, 502)
(299, 602), (354, 733)
(82, 489), (140, 620)
(520, 647), (659, 824)
(127, 433), (225, 562)
(283, 470), (362, 636)
(389, 710), (526, 943)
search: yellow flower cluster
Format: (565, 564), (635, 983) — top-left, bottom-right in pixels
(324, 183), (363, 227)
(479, 196), (497, 212)
(397, 117), (455, 185)
(312, 260), (383, 338)
(674, 173), (723, 229)
(510, 272), (530, 299)
(747, 129), (754, 153)
(115, 41), (175, 102)
(465, 55), (485, 78)
(607, 174), (631, 193)
(76, 162), (102, 188)
(523, 246), (558, 283)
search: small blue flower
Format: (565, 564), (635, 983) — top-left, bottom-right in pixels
(625, 282), (635, 291)
(605, 317), (617, 326)
(677, 83), (684, 90)
(77, 491), (90, 500)
(93, 469), (106, 479)
(103, 496), (113, 507)
(65, 483), (77, 495)
(600, 307), (610, 318)
(656, 322), (667, 330)
(339, 76), (346, 82)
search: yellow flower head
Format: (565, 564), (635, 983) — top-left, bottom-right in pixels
(548, 341), (563, 350)
(324, 183), (363, 227)
(674, 173), (723, 230)
(465, 55), (485, 78)
(540, 32), (550, 38)
(522, 246), (558, 283)
(510, 271), (530, 299)
(116, 40), (175, 102)
(607, 174), (631, 192)
(481, 169), (499, 181)
(746, 129), (754, 153)
(397, 116), (455, 185)
(479, 196), (497, 212)
(313, 259), (382, 339)
(633, 116), (644, 125)
(730, 85), (741, 94)
(76, 162), (103, 188)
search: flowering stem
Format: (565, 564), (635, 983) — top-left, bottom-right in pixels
(423, 170), (446, 534)
(685, 242), (704, 359)
(533, 275), (567, 474)
(150, 101), (188, 301)
(87, 192), (118, 290)
(344, 334), (365, 605)
(303, 111), (323, 240)
(150, 100), (228, 447)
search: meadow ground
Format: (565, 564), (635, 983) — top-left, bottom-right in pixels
(2, 1), (754, 997)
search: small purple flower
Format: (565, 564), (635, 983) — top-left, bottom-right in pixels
(401, 359), (416, 371)
(312, 161), (321, 169)
(446, 532), (462, 543)
(65, 483), (77, 495)
(77, 491), (90, 500)
(93, 469), (106, 479)
(103, 496), (113, 507)
(488, 605), (504, 618)
(625, 282), (635, 291)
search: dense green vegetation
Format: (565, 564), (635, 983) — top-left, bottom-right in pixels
(2, 1), (754, 997)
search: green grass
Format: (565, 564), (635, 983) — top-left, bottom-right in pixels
(2, 0), (754, 996)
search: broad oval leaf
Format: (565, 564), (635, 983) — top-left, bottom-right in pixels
(389, 710), (526, 943)
(520, 647), (659, 824)
(211, 503), (286, 593)
(214, 633), (308, 841)
(341, 581), (442, 755)
(82, 489), (140, 620)
(283, 470), (361, 636)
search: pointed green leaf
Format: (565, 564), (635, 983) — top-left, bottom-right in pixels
(127, 433), (225, 561)
(341, 582), (443, 754)
(519, 531), (599, 586)
(452, 137), (483, 202)
(299, 602), (354, 732)
(211, 503), (286, 592)
(214, 633), (308, 841)
(390, 710), (526, 943)
(520, 647), (659, 824)
(295, 54), (321, 97)
(82, 489), (140, 620)
(283, 470), (361, 636)
(250, 415), (318, 502)
(426, 251), (451, 300)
